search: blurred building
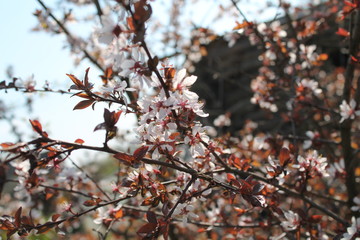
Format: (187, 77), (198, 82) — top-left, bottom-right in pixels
(188, 3), (347, 134)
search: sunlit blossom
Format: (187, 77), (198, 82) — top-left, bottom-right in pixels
(293, 150), (329, 178)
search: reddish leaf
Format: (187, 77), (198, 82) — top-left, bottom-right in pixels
(279, 147), (290, 166)
(230, 179), (242, 190)
(141, 196), (154, 206)
(94, 122), (106, 132)
(134, 0), (152, 23)
(336, 28), (350, 37)
(351, 55), (359, 63)
(113, 209), (124, 219)
(45, 187), (56, 200)
(114, 152), (139, 167)
(239, 179), (253, 194)
(21, 216), (34, 227)
(73, 92), (93, 99)
(29, 119), (43, 135)
(103, 108), (122, 128)
(66, 74), (84, 88)
(127, 17), (136, 31)
(316, 53), (328, 61)
(137, 223), (157, 237)
(233, 20), (253, 30)
(133, 146), (149, 161)
(309, 215), (322, 223)
(113, 152), (136, 166)
(146, 211), (158, 224)
(100, 67), (113, 85)
(73, 99), (94, 110)
(197, 228), (207, 233)
(344, 0), (356, 8)
(75, 139), (84, 144)
(112, 110), (122, 125)
(226, 173), (236, 182)
(234, 207), (246, 216)
(169, 132), (180, 140)
(51, 214), (61, 222)
(112, 25), (122, 37)
(36, 224), (53, 234)
(27, 173), (40, 188)
(0, 142), (14, 149)
(14, 207), (22, 228)
(1, 219), (15, 230)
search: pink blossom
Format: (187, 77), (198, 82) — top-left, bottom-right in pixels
(184, 124), (210, 158)
(61, 201), (73, 213)
(293, 150), (329, 178)
(173, 203), (199, 224)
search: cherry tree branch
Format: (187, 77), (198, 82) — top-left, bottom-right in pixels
(341, 8), (360, 209)
(39, 183), (94, 198)
(10, 136), (348, 226)
(164, 176), (196, 221)
(31, 195), (131, 231)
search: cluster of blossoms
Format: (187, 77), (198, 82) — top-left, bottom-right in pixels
(136, 68), (211, 161)
(266, 156), (289, 185)
(293, 150), (329, 178)
(296, 78), (323, 99)
(244, 13), (331, 117)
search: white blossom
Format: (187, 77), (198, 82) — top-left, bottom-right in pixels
(214, 114), (231, 127)
(281, 210), (300, 231)
(339, 99), (360, 123)
(341, 217), (360, 240)
(293, 150), (329, 177)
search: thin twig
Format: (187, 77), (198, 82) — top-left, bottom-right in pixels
(36, 0), (105, 72)
(39, 183), (93, 198)
(341, 8), (360, 209)
(69, 157), (112, 201)
(164, 176), (196, 221)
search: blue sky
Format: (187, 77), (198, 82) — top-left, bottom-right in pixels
(0, 0), (131, 156)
